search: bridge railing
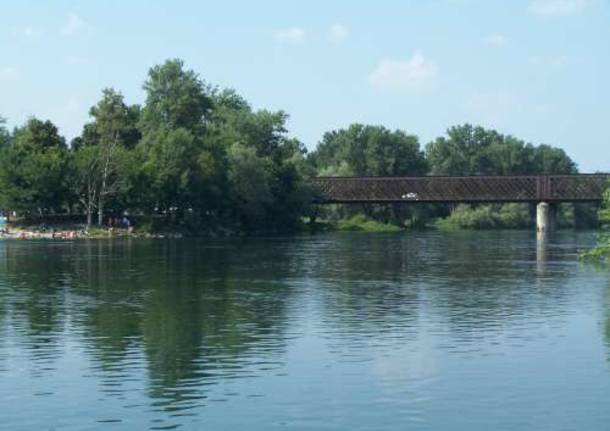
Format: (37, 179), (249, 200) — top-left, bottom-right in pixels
(311, 174), (610, 203)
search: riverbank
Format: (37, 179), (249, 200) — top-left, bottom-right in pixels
(0, 211), (600, 240)
(0, 224), (185, 240)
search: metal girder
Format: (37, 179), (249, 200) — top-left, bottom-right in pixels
(311, 174), (610, 204)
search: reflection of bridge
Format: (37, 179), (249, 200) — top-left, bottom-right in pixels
(311, 174), (610, 231)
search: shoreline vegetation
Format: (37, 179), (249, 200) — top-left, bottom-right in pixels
(2, 201), (605, 241)
(0, 58), (604, 239)
(580, 190), (610, 262)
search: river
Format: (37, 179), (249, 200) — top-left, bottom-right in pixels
(1, 231), (609, 430)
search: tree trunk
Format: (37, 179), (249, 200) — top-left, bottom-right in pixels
(87, 209), (92, 228)
(98, 195), (104, 227)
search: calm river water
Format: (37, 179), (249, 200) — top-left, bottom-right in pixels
(1, 231), (610, 430)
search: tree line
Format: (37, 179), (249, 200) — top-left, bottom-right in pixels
(0, 58), (587, 233)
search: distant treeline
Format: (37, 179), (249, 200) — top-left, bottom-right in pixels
(0, 58), (594, 233)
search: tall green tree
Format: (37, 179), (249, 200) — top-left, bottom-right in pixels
(0, 116), (10, 210)
(139, 59), (212, 134)
(426, 124), (576, 175)
(71, 89), (140, 226)
(136, 60), (216, 223)
(209, 90), (311, 230)
(0, 118), (69, 215)
(310, 124), (427, 177)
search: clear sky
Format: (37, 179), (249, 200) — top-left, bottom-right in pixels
(1, 0), (608, 172)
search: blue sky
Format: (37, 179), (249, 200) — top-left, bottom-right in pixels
(1, 0), (608, 171)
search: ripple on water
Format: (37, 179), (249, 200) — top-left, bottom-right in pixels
(1, 232), (610, 430)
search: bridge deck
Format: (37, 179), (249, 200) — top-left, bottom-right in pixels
(311, 174), (609, 204)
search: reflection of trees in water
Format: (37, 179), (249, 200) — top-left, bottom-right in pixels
(0, 242), (71, 371)
(303, 232), (576, 348)
(596, 269), (610, 360)
(21, 239), (295, 415)
(0, 241), (6, 369)
(0, 233), (596, 424)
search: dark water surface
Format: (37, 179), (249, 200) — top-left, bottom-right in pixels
(1, 231), (610, 430)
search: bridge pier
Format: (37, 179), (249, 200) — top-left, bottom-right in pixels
(536, 202), (557, 233)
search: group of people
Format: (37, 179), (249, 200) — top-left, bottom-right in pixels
(108, 216), (132, 229)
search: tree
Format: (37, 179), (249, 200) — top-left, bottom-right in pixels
(71, 89), (140, 226)
(600, 188), (610, 228)
(0, 117), (9, 210)
(0, 118), (69, 216)
(227, 144), (273, 226)
(135, 60), (222, 227)
(426, 124), (580, 229)
(139, 128), (202, 219)
(0, 116), (9, 149)
(139, 59), (212, 134)
(581, 187), (610, 260)
(310, 124), (427, 177)
(70, 145), (99, 226)
(90, 89), (139, 226)
(426, 124), (577, 176)
(209, 91), (311, 230)
(308, 124), (428, 225)
(531, 144), (577, 174)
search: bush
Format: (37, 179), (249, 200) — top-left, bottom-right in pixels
(581, 187), (610, 262)
(336, 214), (402, 232)
(434, 203), (532, 230)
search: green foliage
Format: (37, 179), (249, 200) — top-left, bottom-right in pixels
(0, 117), (8, 208)
(416, 124), (577, 229)
(12, 118), (66, 151)
(0, 65), (594, 235)
(139, 59), (212, 134)
(336, 214), (402, 232)
(227, 144), (273, 224)
(600, 189), (610, 228)
(69, 89), (141, 225)
(0, 116), (9, 149)
(0, 118), (69, 214)
(434, 203), (532, 230)
(308, 123), (581, 230)
(310, 124), (427, 177)
(309, 124), (428, 226)
(426, 124), (576, 175)
(582, 187), (610, 262)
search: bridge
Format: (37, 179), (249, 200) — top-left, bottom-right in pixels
(311, 174), (609, 232)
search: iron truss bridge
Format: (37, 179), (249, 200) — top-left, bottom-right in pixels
(311, 174), (610, 204)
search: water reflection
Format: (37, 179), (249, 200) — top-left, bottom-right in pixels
(1, 232), (609, 430)
(0, 239), (296, 428)
(536, 231), (549, 275)
(301, 232), (578, 349)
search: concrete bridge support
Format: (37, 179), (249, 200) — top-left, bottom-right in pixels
(536, 202), (557, 233)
